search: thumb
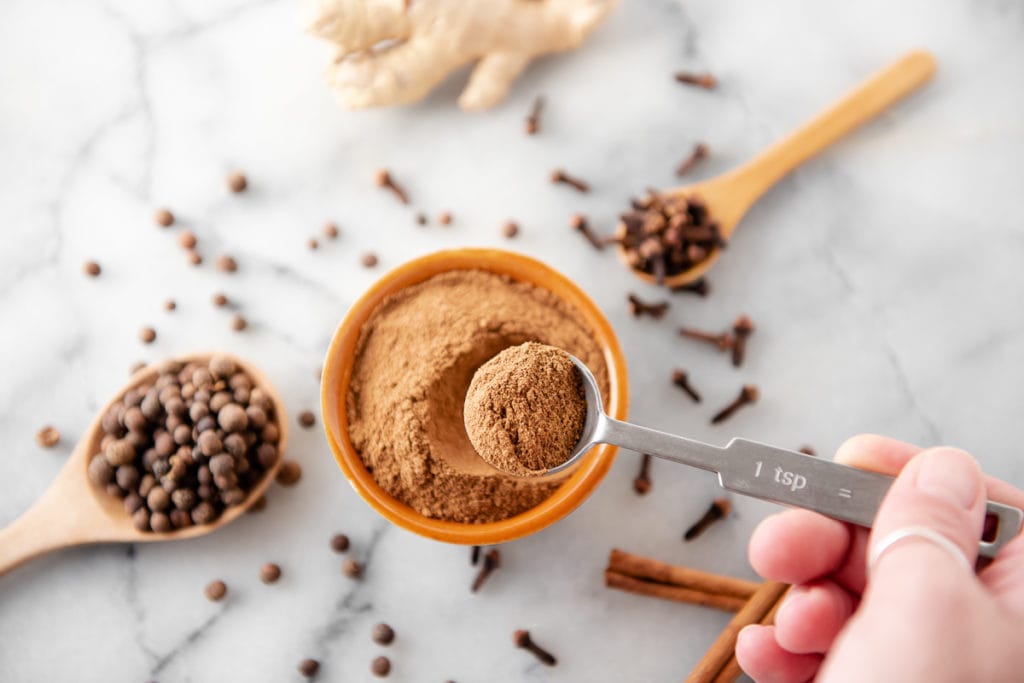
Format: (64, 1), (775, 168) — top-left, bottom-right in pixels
(867, 447), (986, 585)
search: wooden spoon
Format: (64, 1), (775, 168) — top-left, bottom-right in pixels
(0, 352), (288, 577)
(620, 50), (937, 287)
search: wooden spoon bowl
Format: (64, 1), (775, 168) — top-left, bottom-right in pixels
(619, 50), (937, 288)
(0, 352), (288, 577)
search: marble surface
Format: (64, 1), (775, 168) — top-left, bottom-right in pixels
(2, 0), (1024, 680)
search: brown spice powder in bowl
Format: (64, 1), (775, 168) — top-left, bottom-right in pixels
(464, 342), (586, 477)
(346, 270), (609, 524)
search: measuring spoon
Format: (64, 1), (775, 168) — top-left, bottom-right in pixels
(620, 50), (937, 287)
(0, 352), (288, 577)
(553, 355), (1022, 560)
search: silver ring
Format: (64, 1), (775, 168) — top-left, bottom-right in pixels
(869, 526), (972, 574)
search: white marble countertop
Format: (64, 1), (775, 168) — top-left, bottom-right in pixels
(2, 0), (1024, 680)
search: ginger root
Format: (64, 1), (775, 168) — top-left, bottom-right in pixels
(303, 0), (618, 111)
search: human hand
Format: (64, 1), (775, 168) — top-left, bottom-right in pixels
(737, 434), (1024, 683)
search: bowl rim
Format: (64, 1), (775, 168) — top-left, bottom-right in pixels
(320, 248), (629, 545)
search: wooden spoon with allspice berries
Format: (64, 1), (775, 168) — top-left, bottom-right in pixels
(0, 352), (288, 578)
(618, 50), (937, 287)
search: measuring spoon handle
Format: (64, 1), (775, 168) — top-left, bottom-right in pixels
(718, 438), (1022, 560)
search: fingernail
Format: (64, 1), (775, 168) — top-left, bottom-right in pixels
(915, 447), (981, 510)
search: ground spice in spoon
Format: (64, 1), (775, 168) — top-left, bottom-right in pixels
(346, 270), (609, 524)
(464, 343), (585, 476)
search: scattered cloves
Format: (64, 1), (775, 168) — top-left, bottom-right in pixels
(674, 71), (717, 90)
(470, 545), (481, 566)
(525, 95), (544, 135)
(633, 453), (652, 495)
(798, 446), (817, 456)
(731, 315), (754, 367)
(684, 497), (732, 540)
(627, 293), (669, 319)
(550, 168), (590, 193)
(675, 142), (709, 177)
(671, 369), (701, 403)
(570, 213), (604, 250)
(710, 385), (759, 425)
(374, 169), (409, 204)
(678, 326), (733, 352)
(471, 548), (500, 592)
(513, 629), (556, 666)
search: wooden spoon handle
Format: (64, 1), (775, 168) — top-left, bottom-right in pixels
(0, 463), (109, 577)
(728, 50), (936, 209)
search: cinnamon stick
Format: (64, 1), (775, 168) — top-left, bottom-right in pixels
(608, 549), (758, 600)
(709, 594), (786, 683)
(685, 580), (788, 683)
(604, 571), (748, 612)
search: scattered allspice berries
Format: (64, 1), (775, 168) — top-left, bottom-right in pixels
(324, 222), (339, 239)
(216, 255), (238, 273)
(204, 580), (227, 602)
(415, 212), (428, 226)
(502, 221), (519, 238)
(187, 250), (202, 266)
(36, 425), (60, 448)
(276, 460), (302, 486)
(298, 411), (316, 428)
(330, 533), (350, 553)
(372, 623), (395, 645)
(154, 208), (174, 227)
(342, 558), (363, 579)
(438, 212), (452, 226)
(259, 562), (282, 584)
(371, 656), (391, 677)
(139, 326), (156, 344)
(361, 252), (379, 268)
(83, 261), (101, 277)
(308, 238), (319, 251)
(212, 293), (229, 307)
(164, 299), (177, 312)
(230, 314), (248, 332)
(227, 171), (248, 193)
(298, 659), (320, 678)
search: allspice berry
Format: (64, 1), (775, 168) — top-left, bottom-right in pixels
(276, 460), (302, 486)
(139, 326), (157, 344)
(298, 410), (315, 428)
(36, 425), (60, 448)
(212, 292), (228, 307)
(226, 171), (248, 193)
(204, 579), (227, 602)
(178, 230), (197, 249)
(330, 533), (350, 553)
(259, 562), (282, 584)
(370, 656), (391, 677)
(323, 222), (339, 238)
(361, 252), (378, 268)
(502, 221), (519, 238)
(164, 299), (176, 311)
(83, 261), (101, 277)
(342, 559), (363, 579)
(230, 314), (247, 332)
(372, 623), (395, 645)
(298, 659), (320, 678)
(216, 254), (238, 273)
(218, 403), (249, 433)
(308, 238), (319, 250)
(154, 208), (174, 227)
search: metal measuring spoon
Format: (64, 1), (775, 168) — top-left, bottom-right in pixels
(553, 355), (1022, 560)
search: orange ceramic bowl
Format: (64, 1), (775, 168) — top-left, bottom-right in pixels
(321, 248), (628, 545)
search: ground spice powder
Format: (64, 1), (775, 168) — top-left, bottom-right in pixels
(464, 343), (586, 476)
(347, 270), (609, 523)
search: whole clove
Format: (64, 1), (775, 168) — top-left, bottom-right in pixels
(570, 213), (604, 250)
(471, 548), (500, 592)
(710, 385), (759, 425)
(550, 168), (590, 193)
(374, 169), (409, 205)
(633, 453), (652, 495)
(470, 545), (481, 566)
(627, 293), (669, 319)
(674, 71), (717, 90)
(678, 326), (733, 352)
(671, 278), (710, 297)
(675, 142), (709, 177)
(513, 630), (557, 666)
(798, 446), (817, 456)
(731, 315), (754, 367)
(684, 498), (732, 541)
(525, 95), (544, 135)
(671, 369), (701, 403)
